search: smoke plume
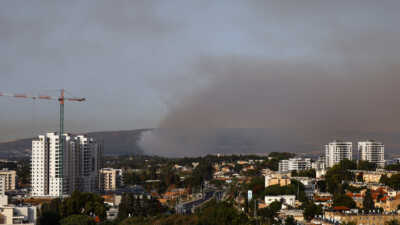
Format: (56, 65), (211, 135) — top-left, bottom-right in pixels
(140, 32), (400, 157)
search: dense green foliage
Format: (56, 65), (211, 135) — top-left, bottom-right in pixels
(245, 176), (265, 199)
(38, 191), (107, 225)
(385, 164), (400, 171)
(268, 152), (296, 160)
(363, 189), (375, 211)
(386, 219), (400, 225)
(257, 201), (282, 224)
(197, 200), (249, 225)
(302, 201), (323, 221)
(115, 200), (250, 225)
(341, 222), (357, 225)
(38, 211), (61, 225)
(316, 180), (327, 192)
(188, 160), (214, 186)
(292, 169), (316, 178)
(325, 160), (355, 193)
(284, 216), (297, 225)
(332, 194), (356, 209)
(380, 174), (400, 190)
(60, 215), (96, 225)
(118, 193), (167, 220)
(357, 160), (377, 171)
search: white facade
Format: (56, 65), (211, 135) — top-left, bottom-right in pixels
(279, 158), (311, 172)
(312, 156), (326, 170)
(358, 141), (385, 168)
(325, 141), (352, 168)
(31, 132), (102, 197)
(265, 195), (296, 208)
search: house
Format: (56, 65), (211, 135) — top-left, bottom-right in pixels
(265, 173), (291, 187)
(265, 195), (296, 208)
(278, 209), (304, 223)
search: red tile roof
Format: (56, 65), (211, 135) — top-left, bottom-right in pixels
(333, 206), (350, 211)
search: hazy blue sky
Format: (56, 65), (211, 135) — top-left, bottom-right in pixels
(2, 1), (400, 155)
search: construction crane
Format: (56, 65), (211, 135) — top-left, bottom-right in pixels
(0, 89), (85, 193)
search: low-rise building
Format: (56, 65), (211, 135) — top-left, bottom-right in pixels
(279, 158), (311, 172)
(324, 211), (400, 225)
(0, 206), (37, 225)
(265, 173), (291, 187)
(278, 209), (304, 223)
(0, 169), (16, 191)
(265, 195), (296, 208)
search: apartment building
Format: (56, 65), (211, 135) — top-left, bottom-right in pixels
(31, 132), (102, 197)
(99, 168), (123, 191)
(279, 158), (311, 172)
(325, 141), (352, 168)
(358, 140), (385, 168)
(0, 169), (16, 191)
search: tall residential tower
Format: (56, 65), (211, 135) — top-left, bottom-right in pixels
(325, 141), (352, 168)
(358, 140), (385, 168)
(31, 132), (102, 197)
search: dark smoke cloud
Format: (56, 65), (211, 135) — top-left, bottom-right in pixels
(140, 31), (400, 157)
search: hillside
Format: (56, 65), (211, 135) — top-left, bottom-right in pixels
(0, 129), (148, 158)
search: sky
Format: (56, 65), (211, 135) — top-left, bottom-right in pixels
(1, 1), (400, 156)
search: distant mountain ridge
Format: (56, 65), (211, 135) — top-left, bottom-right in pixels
(0, 129), (149, 158)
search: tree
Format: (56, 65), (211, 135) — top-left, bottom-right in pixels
(60, 191), (107, 221)
(363, 189), (375, 211)
(333, 194), (356, 209)
(325, 163), (354, 194)
(339, 159), (357, 170)
(37, 211), (61, 225)
(268, 152), (296, 160)
(246, 176), (265, 199)
(303, 201), (322, 221)
(60, 215), (95, 225)
(198, 200), (249, 225)
(316, 180), (327, 193)
(118, 217), (150, 225)
(380, 174), (400, 190)
(358, 161), (377, 171)
(341, 222), (357, 225)
(258, 201), (282, 224)
(385, 164), (400, 171)
(118, 193), (167, 220)
(292, 169), (316, 178)
(356, 173), (364, 182)
(284, 216), (297, 225)
(386, 220), (400, 225)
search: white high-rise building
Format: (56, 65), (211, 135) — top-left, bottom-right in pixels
(31, 132), (102, 197)
(279, 158), (312, 172)
(325, 141), (352, 168)
(358, 141), (385, 168)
